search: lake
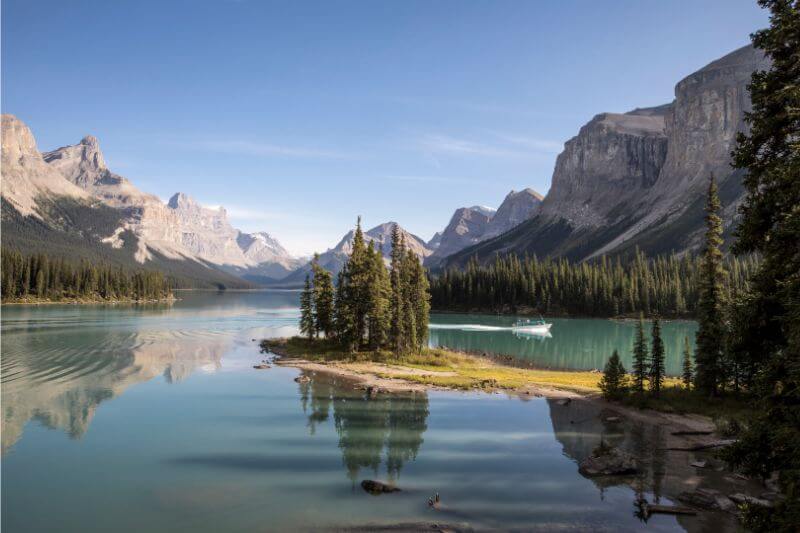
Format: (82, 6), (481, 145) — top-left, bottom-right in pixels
(429, 314), (697, 376)
(2, 291), (727, 532)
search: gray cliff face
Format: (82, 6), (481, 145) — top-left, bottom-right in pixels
(540, 107), (670, 230)
(591, 44), (771, 256)
(441, 44), (770, 268)
(484, 188), (543, 239)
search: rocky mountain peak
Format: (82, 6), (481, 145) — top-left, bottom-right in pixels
(483, 188), (543, 239)
(2, 114), (40, 160)
(1, 114), (90, 218)
(167, 192), (196, 210)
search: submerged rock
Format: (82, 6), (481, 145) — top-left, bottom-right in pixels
(578, 446), (637, 476)
(690, 460), (707, 468)
(361, 480), (400, 495)
(294, 375), (311, 383)
(677, 488), (737, 513)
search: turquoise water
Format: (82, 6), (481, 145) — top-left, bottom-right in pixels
(2, 292), (725, 531)
(429, 314), (697, 376)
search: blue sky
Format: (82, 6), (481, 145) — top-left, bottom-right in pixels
(2, 0), (768, 255)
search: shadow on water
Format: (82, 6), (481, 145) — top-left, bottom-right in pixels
(547, 398), (748, 532)
(298, 375), (430, 483)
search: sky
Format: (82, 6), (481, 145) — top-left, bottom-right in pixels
(2, 0), (769, 256)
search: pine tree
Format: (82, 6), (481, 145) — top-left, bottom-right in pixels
(695, 175), (727, 396)
(366, 242), (390, 350)
(299, 275), (316, 340)
(388, 225), (406, 354)
(600, 349), (628, 400)
(720, 2), (800, 528)
(681, 337), (693, 389)
(409, 251), (431, 352)
(649, 316), (665, 397)
(632, 313), (649, 394)
(311, 254), (335, 338)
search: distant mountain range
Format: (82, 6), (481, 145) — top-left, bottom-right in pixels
(1, 44), (765, 285)
(1, 115), (301, 288)
(441, 45), (768, 268)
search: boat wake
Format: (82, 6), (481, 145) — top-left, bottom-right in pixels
(429, 324), (512, 332)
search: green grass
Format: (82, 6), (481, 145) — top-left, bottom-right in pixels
(261, 337), (605, 393)
(617, 385), (756, 422)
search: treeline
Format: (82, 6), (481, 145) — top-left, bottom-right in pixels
(300, 220), (430, 354)
(1, 248), (172, 302)
(429, 251), (759, 318)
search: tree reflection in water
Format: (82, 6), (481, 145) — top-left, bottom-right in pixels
(298, 375), (429, 482)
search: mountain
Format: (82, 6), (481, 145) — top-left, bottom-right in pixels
(426, 189), (542, 267)
(441, 45), (769, 268)
(425, 206), (495, 266)
(427, 231), (442, 250)
(1, 114), (299, 286)
(483, 188), (543, 239)
(283, 222), (432, 284)
(1, 114), (91, 218)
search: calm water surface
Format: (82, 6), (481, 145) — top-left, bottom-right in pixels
(429, 314), (697, 376)
(2, 292), (727, 532)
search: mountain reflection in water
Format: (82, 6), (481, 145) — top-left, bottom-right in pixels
(2, 326), (228, 453)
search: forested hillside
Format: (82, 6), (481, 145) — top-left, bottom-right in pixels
(429, 251), (759, 318)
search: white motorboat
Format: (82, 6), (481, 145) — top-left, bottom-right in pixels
(511, 317), (552, 334)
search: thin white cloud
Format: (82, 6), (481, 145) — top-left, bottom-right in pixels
(189, 140), (354, 159)
(488, 132), (563, 154)
(418, 132), (562, 159)
(383, 174), (483, 184)
(419, 134), (522, 158)
(225, 205), (290, 222)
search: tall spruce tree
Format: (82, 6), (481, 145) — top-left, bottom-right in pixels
(409, 250), (431, 352)
(366, 242), (391, 350)
(389, 225), (406, 354)
(399, 238), (418, 353)
(649, 316), (665, 397)
(681, 337), (693, 389)
(694, 175), (727, 396)
(311, 254), (335, 339)
(600, 350), (628, 400)
(300, 275), (316, 340)
(721, 2), (800, 529)
(632, 313), (649, 394)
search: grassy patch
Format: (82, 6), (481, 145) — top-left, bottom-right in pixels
(617, 385), (755, 421)
(262, 337), (604, 393)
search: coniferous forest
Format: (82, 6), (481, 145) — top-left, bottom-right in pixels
(1, 248), (172, 302)
(429, 251), (758, 318)
(299, 220), (431, 354)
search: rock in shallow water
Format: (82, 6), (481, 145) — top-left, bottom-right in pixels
(578, 447), (637, 476)
(677, 488), (737, 513)
(361, 480), (401, 494)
